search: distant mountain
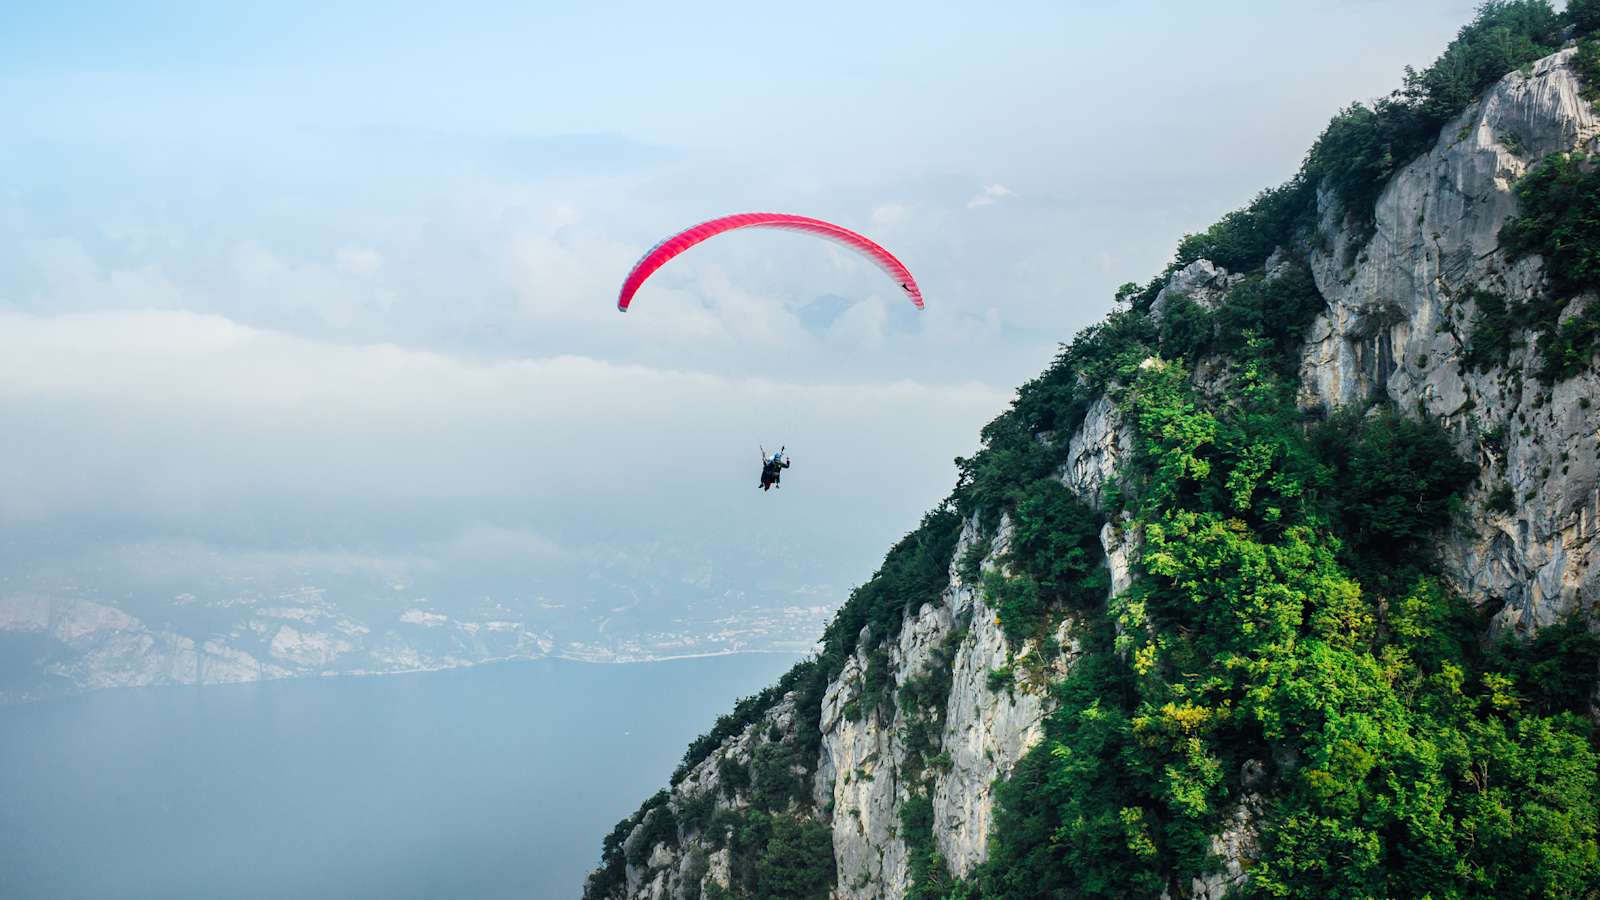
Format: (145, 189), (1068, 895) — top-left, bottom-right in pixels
(0, 544), (831, 703)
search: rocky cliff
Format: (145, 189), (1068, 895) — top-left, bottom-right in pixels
(586, 36), (1600, 900)
(1299, 47), (1600, 634)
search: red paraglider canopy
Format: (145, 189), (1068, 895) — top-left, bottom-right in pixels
(616, 213), (924, 312)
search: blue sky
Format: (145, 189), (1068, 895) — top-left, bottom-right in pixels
(0, 1), (1485, 633)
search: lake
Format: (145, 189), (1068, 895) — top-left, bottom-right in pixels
(0, 654), (800, 899)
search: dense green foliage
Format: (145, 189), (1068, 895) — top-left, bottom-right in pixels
(1502, 152), (1600, 299)
(902, 791), (963, 900)
(702, 811), (835, 900)
(600, 797), (835, 900)
(1574, 0), (1600, 35)
(934, 177), (1570, 896)
(587, 791), (676, 899)
(1461, 289), (1523, 372)
(1156, 264), (1327, 377)
(954, 307), (1154, 524)
(1305, 1), (1561, 228)
(987, 478), (1108, 645)
(1460, 152), (1600, 384)
(750, 735), (810, 812)
(964, 356), (1600, 898)
(1310, 408), (1478, 585)
(1500, 152), (1600, 381)
(1171, 183), (1315, 275)
(1576, 37), (1600, 102)
(669, 659), (820, 786)
(1486, 619), (1600, 717)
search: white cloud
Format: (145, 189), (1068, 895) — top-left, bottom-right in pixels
(21, 238), (184, 311)
(827, 295), (890, 350)
(335, 246), (384, 276)
(0, 311), (1008, 589)
(965, 184), (1018, 209)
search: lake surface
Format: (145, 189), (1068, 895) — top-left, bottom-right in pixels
(0, 654), (799, 900)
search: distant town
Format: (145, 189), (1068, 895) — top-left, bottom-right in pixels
(0, 585), (834, 703)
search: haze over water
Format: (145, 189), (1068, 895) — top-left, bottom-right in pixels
(0, 654), (797, 900)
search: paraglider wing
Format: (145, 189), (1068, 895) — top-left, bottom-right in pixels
(616, 213), (924, 311)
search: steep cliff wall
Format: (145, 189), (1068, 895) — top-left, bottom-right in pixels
(1300, 47), (1600, 633)
(587, 41), (1600, 900)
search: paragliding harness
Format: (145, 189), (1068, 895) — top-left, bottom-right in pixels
(759, 446), (790, 491)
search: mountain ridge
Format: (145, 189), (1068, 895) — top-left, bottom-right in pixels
(586, 7), (1600, 898)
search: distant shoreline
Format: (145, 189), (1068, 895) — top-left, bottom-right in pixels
(553, 648), (809, 665)
(2, 648), (809, 706)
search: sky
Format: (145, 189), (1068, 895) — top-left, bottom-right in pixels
(0, 1), (1486, 636)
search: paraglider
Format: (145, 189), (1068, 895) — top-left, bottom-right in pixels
(617, 215), (912, 498)
(616, 213), (924, 312)
(759, 446), (790, 492)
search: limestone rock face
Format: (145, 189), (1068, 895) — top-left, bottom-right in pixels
(932, 518), (1078, 879)
(1064, 394), (1135, 509)
(1299, 48), (1600, 633)
(821, 608), (946, 898)
(1150, 259), (1245, 322)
